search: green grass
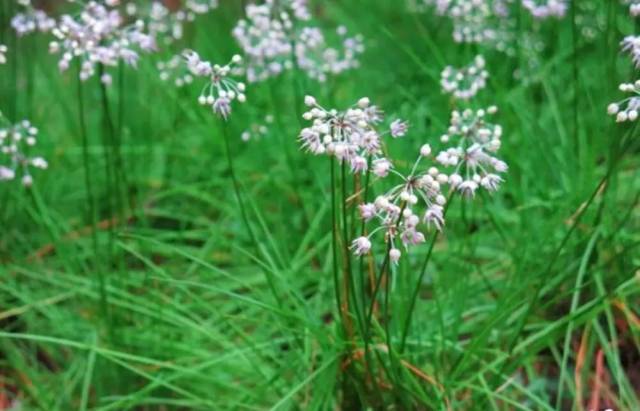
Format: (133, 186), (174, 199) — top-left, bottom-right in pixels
(0, 0), (639, 409)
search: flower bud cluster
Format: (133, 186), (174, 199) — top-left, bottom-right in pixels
(352, 147), (449, 263)
(125, 0), (219, 45)
(0, 45), (7, 65)
(180, 51), (247, 120)
(49, 1), (156, 83)
(441, 55), (489, 100)
(0, 118), (47, 187)
(298, 96), (403, 174)
(350, 104), (507, 262)
(11, 0), (55, 36)
(608, 81), (640, 123)
(232, 0), (364, 83)
(521, 0), (568, 19)
(436, 107), (507, 197)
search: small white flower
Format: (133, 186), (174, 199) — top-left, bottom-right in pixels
(389, 248), (401, 264)
(351, 236), (372, 256)
(458, 180), (478, 197)
(441, 55), (489, 100)
(390, 119), (409, 138)
(372, 158), (392, 177)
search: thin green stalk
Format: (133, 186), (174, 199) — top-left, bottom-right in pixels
(117, 62), (134, 212)
(571, 0), (580, 158)
(222, 121), (258, 248)
(365, 203), (406, 336)
(330, 157), (344, 331)
(398, 196), (454, 353)
(98, 64), (125, 222)
(358, 159), (373, 320)
(555, 229), (600, 409)
(77, 71), (108, 325)
(341, 161), (364, 334)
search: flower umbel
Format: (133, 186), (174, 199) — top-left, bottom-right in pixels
(11, 0), (55, 36)
(0, 117), (47, 187)
(441, 55), (489, 100)
(179, 51), (247, 120)
(354, 144), (449, 261)
(49, 1), (156, 82)
(298, 96), (403, 174)
(608, 80), (640, 122)
(521, 0), (568, 19)
(435, 106), (507, 196)
(233, 0), (364, 83)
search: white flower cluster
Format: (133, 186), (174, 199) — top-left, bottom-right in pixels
(0, 45), (7, 65)
(11, 0), (55, 36)
(350, 105), (507, 262)
(180, 50), (247, 120)
(608, 81), (640, 122)
(441, 55), (489, 100)
(232, 0), (364, 83)
(49, 1), (156, 83)
(436, 107), (507, 196)
(298, 96), (406, 174)
(126, 0), (219, 45)
(413, 0), (569, 50)
(434, 0), (504, 44)
(352, 145), (449, 263)
(521, 0), (568, 19)
(0, 119), (47, 187)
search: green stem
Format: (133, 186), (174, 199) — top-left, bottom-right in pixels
(330, 157), (344, 330)
(398, 196), (454, 353)
(77, 71), (108, 325)
(222, 122), (258, 248)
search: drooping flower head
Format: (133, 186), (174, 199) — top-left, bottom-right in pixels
(353, 143), (449, 261)
(49, 1), (156, 83)
(298, 96), (405, 174)
(0, 117), (47, 187)
(441, 55), (489, 100)
(174, 50), (247, 120)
